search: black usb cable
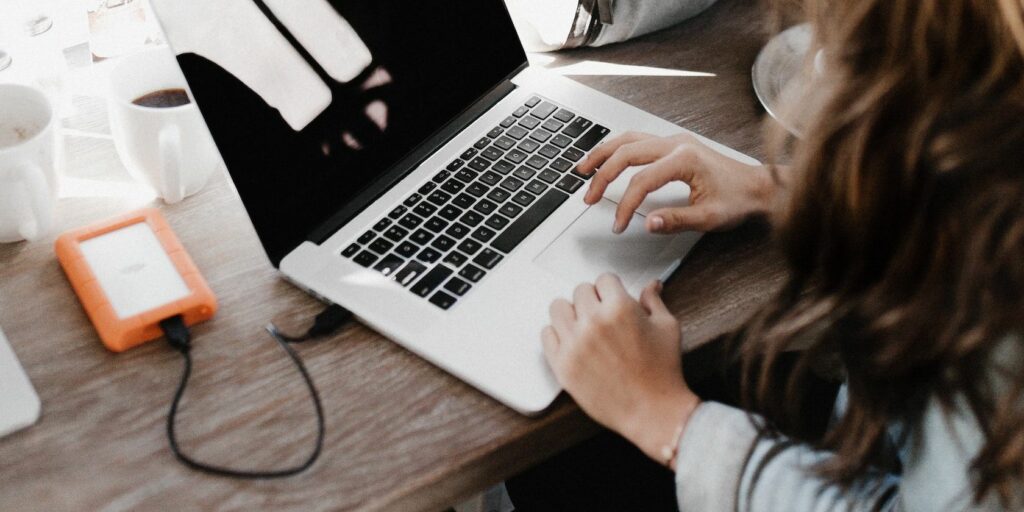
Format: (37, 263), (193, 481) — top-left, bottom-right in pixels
(159, 304), (352, 479)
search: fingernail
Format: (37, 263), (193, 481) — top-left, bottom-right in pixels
(613, 221), (624, 234)
(656, 280), (664, 292)
(650, 216), (665, 232)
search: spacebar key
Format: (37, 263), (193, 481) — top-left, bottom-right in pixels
(491, 189), (569, 254)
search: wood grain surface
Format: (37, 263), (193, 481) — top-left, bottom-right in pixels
(0, 1), (784, 510)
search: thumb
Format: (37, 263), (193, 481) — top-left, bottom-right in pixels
(646, 206), (715, 233)
(639, 280), (670, 317)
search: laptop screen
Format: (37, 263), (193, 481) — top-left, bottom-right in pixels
(155, 0), (527, 265)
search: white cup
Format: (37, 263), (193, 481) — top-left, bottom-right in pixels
(0, 84), (58, 243)
(108, 49), (219, 204)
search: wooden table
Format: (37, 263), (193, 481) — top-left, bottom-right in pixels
(0, 1), (785, 510)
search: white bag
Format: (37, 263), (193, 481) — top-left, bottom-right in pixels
(506, 0), (719, 52)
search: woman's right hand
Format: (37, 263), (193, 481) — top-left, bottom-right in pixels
(578, 132), (779, 234)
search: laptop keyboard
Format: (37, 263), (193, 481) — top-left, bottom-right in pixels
(340, 95), (610, 310)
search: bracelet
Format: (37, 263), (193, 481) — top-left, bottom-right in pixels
(660, 401), (697, 470)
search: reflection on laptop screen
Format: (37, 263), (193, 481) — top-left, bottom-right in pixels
(155, 0), (527, 265)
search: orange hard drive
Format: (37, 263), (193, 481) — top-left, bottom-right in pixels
(55, 208), (217, 352)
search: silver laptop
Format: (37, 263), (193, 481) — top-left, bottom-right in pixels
(155, 0), (757, 414)
(0, 327), (41, 438)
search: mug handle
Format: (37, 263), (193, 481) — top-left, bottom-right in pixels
(14, 161), (53, 242)
(158, 125), (185, 204)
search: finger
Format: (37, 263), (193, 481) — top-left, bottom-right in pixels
(646, 205), (718, 233)
(572, 283), (601, 317)
(639, 280), (671, 317)
(594, 273), (628, 304)
(576, 131), (652, 175)
(549, 298), (577, 342)
(540, 325), (561, 366)
(613, 149), (700, 233)
(584, 137), (673, 205)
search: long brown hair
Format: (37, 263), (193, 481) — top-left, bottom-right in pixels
(737, 0), (1024, 505)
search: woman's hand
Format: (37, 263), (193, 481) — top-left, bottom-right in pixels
(542, 274), (700, 466)
(578, 132), (778, 234)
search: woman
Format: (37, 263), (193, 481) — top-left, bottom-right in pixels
(527, 0), (1024, 509)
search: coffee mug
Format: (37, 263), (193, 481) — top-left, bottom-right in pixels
(108, 48), (219, 204)
(0, 84), (59, 243)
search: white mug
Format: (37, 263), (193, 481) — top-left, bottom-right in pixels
(108, 48), (219, 204)
(0, 84), (58, 243)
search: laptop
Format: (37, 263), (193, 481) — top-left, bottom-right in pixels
(0, 327), (41, 438)
(153, 0), (758, 414)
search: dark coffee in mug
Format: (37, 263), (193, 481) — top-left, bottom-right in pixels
(132, 88), (191, 109)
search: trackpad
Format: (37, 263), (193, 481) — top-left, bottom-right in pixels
(533, 199), (690, 294)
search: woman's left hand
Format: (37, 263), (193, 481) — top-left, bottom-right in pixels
(542, 274), (701, 465)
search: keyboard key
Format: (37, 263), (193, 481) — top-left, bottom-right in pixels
(461, 147), (478, 160)
(487, 188), (511, 203)
(453, 193), (476, 209)
(468, 157), (490, 172)
(441, 179), (465, 194)
(574, 125), (611, 151)
(563, 117), (593, 138)
(514, 167), (537, 180)
(553, 109), (575, 123)
(485, 214), (510, 230)
(480, 171), (502, 186)
(525, 155), (548, 170)
(538, 169), (561, 184)
(473, 248), (504, 269)
(396, 241), (419, 258)
(404, 194), (422, 207)
(530, 129), (553, 143)
(413, 202), (437, 218)
(551, 134), (573, 148)
(388, 205), (408, 219)
(417, 247), (442, 263)
(424, 217), (449, 233)
(550, 157), (573, 173)
(525, 96), (541, 108)
(492, 160), (515, 175)
(562, 147), (586, 162)
(444, 278), (472, 296)
(473, 199), (498, 215)
(443, 251), (469, 267)
(492, 189), (569, 253)
(474, 137), (491, 150)
(572, 169), (594, 181)
(358, 231), (375, 244)
(446, 223), (471, 239)
(341, 243), (360, 257)
(431, 235), (456, 251)
(398, 214), (423, 230)
(526, 180), (548, 195)
(438, 204), (462, 221)
(457, 239), (483, 255)
(455, 169), (478, 183)
(538, 144), (560, 159)
(500, 116), (517, 128)
(512, 191), (537, 207)
(447, 159), (465, 171)
(507, 125), (529, 140)
(433, 170), (451, 183)
(460, 211), (484, 227)
(411, 265), (455, 297)
(471, 226), (497, 242)
(372, 218), (393, 232)
(427, 190), (452, 206)
(373, 254), (405, 277)
(518, 139), (540, 153)
(369, 238), (394, 254)
(501, 177), (524, 191)
(459, 264), (487, 283)
(482, 146), (505, 161)
(499, 202), (524, 218)
(512, 106), (530, 118)
(411, 229), (434, 245)
(354, 251), (378, 267)
(466, 182), (488, 197)
(384, 226), (409, 242)
(555, 175), (585, 194)
(531, 102), (558, 120)
(395, 261), (428, 287)
(542, 119), (564, 133)
(518, 116), (540, 130)
(418, 182), (437, 195)
(429, 291), (457, 310)
(493, 136), (515, 150)
(505, 149), (528, 164)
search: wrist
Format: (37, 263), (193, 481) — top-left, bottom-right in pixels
(748, 164), (779, 219)
(623, 387), (700, 468)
